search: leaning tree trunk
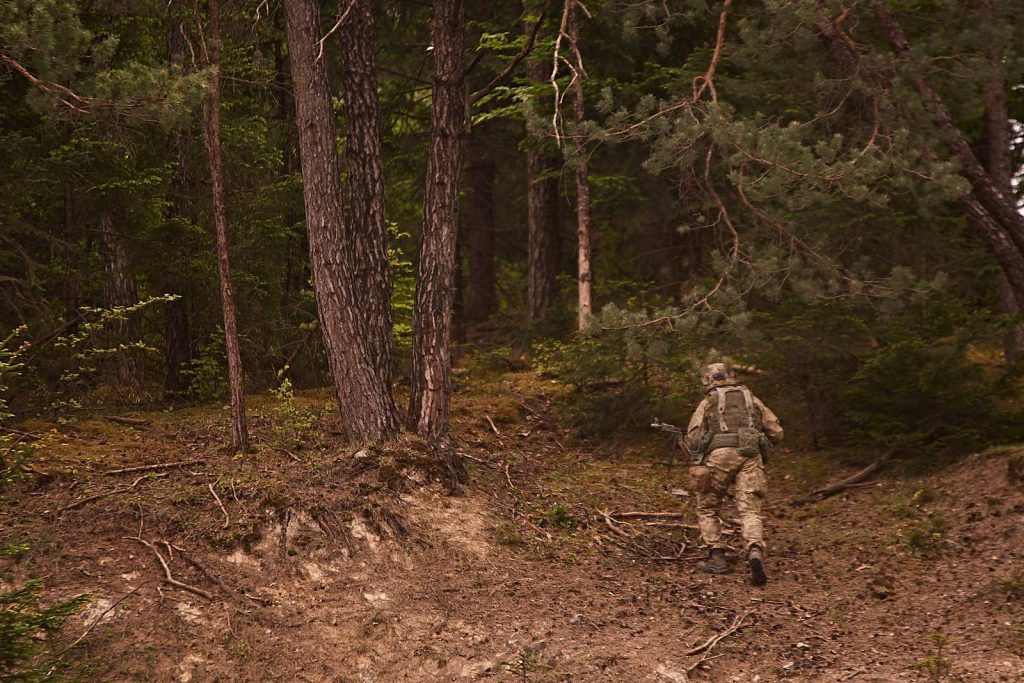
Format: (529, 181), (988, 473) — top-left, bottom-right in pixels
(979, 0), (1024, 362)
(338, 0), (401, 400)
(200, 0), (249, 452)
(408, 0), (467, 445)
(284, 0), (401, 443)
(98, 213), (144, 396)
(568, 2), (592, 331)
(463, 138), (497, 323)
(525, 46), (561, 321)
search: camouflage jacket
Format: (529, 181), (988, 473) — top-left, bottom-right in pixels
(684, 385), (784, 455)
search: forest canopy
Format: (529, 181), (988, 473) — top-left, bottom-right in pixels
(1, 0), (1023, 456)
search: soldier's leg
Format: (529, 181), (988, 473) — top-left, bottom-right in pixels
(734, 455), (767, 551)
(695, 481), (726, 548)
(696, 449), (742, 548)
(735, 455), (768, 585)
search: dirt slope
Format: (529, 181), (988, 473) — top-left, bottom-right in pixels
(1, 374), (1022, 682)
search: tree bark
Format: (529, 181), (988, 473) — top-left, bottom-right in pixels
(877, 4), (1024, 253)
(525, 52), (561, 321)
(98, 213), (144, 395)
(569, 2), (592, 331)
(338, 0), (399, 396)
(284, 0), (401, 443)
(976, 0), (1024, 361)
(61, 180), (80, 329)
(200, 0), (249, 452)
(164, 0), (191, 397)
(463, 138), (497, 323)
(408, 0), (467, 445)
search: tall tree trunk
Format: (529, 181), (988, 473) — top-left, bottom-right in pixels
(568, 2), (592, 331)
(408, 0), (467, 445)
(62, 181), (78, 322)
(463, 139), (496, 323)
(200, 0), (249, 452)
(164, 0), (191, 397)
(98, 213), (144, 395)
(338, 0), (400, 396)
(525, 45), (561, 321)
(283, 0), (401, 442)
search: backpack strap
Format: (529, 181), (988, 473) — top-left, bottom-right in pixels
(741, 388), (755, 428)
(715, 387), (729, 432)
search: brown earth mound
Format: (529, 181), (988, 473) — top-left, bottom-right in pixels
(1, 376), (1022, 682)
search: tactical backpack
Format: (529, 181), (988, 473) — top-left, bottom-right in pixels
(704, 386), (763, 457)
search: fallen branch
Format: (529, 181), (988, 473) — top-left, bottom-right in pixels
(686, 609), (754, 656)
(600, 510), (634, 540)
(104, 459), (203, 476)
(613, 511), (686, 519)
(59, 473), (168, 513)
(103, 415), (151, 427)
(209, 480), (230, 529)
(127, 537), (213, 601)
(56, 585), (143, 658)
(795, 450), (895, 505)
(485, 415), (503, 437)
(161, 541), (271, 607)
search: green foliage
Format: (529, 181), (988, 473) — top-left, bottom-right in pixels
(913, 633), (952, 682)
(533, 302), (698, 438)
(541, 503), (581, 532)
(904, 514), (947, 557)
(186, 333), (228, 403)
(493, 521), (526, 547)
(0, 328), (85, 682)
(1002, 566), (1024, 602)
(271, 366), (319, 436)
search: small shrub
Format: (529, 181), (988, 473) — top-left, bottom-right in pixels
(185, 334), (228, 403)
(1001, 566), (1024, 601)
(905, 514), (947, 556)
(494, 522), (525, 547)
(541, 503), (580, 532)
(913, 633), (951, 681)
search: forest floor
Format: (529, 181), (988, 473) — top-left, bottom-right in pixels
(2, 369), (1024, 682)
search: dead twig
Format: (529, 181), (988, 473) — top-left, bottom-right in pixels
(56, 584), (143, 658)
(485, 415), (503, 437)
(794, 451), (895, 505)
(103, 415), (151, 427)
(161, 541), (271, 607)
(276, 447), (302, 462)
(127, 536), (214, 601)
(686, 609), (754, 657)
(209, 479), (230, 529)
(613, 511), (686, 519)
(104, 459), (204, 475)
(59, 473), (168, 513)
(600, 510), (634, 540)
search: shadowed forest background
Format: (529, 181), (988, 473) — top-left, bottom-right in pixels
(2, 0), (1024, 680)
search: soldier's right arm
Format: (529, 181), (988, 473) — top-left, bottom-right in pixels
(684, 399), (709, 452)
(754, 397), (784, 445)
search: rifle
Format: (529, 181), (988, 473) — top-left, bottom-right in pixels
(650, 418), (691, 471)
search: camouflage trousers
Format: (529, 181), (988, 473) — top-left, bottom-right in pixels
(690, 447), (766, 551)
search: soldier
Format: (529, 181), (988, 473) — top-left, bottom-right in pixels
(682, 362), (783, 586)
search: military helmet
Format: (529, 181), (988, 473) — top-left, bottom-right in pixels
(700, 362), (737, 390)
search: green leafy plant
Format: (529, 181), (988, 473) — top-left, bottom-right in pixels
(913, 633), (952, 681)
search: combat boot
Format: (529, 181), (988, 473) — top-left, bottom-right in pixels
(697, 548), (730, 574)
(748, 545), (767, 586)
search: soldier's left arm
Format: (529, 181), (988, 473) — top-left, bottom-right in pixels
(684, 399), (709, 452)
(754, 397), (784, 445)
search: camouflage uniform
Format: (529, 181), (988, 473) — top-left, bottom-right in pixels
(684, 380), (783, 553)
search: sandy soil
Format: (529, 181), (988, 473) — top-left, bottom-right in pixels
(2, 374), (1022, 682)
